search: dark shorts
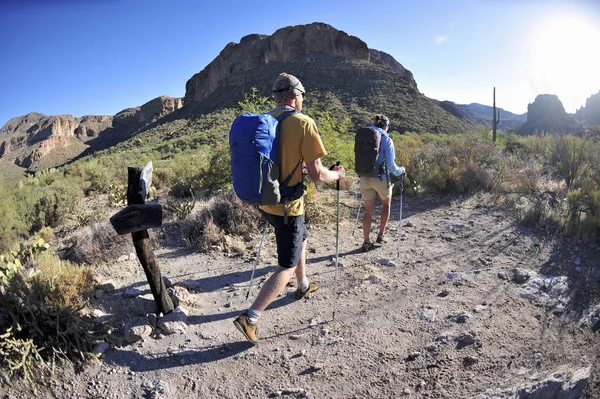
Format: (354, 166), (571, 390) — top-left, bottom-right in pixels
(261, 211), (309, 268)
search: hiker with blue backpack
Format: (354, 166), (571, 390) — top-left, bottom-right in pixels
(354, 114), (405, 252)
(231, 73), (345, 344)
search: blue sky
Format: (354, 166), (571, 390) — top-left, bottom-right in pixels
(1, 0), (599, 127)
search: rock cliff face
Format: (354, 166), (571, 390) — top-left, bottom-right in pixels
(184, 22), (416, 106)
(512, 94), (579, 135)
(0, 96), (183, 170)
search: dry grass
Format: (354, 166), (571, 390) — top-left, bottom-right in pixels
(68, 221), (132, 265)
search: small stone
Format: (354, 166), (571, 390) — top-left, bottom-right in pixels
(289, 334), (302, 340)
(403, 388), (412, 395)
(463, 355), (478, 366)
(117, 254), (129, 263)
(455, 331), (477, 348)
(513, 268), (536, 284)
(313, 362), (324, 370)
(437, 289), (450, 297)
(407, 351), (421, 361)
(451, 311), (471, 323)
(425, 343), (438, 352)
(497, 271), (509, 280)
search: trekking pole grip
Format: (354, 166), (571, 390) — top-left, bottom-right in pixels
(335, 161), (341, 191)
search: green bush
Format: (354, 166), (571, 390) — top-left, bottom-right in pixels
(550, 135), (592, 189)
(0, 185), (26, 254)
(15, 179), (83, 234)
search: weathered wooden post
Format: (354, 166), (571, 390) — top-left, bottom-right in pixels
(110, 161), (174, 314)
(492, 87), (500, 143)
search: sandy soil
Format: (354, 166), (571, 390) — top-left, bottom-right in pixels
(2, 192), (600, 399)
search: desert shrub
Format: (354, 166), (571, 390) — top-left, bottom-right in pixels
(0, 185), (26, 254)
(505, 134), (527, 154)
(237, 87), (275, 114)
(523, 133), (552, 160)
(304, 186), (339, 227)
(550, 135), (592, 189)
(181, 191), (261, 250)
(567, 189), (600, 241)
(15, 180), (83, 234)
(36, 226), (54, 244)
(208, 191), (262, 236)
(165, 192), (197, 220)
(29, 253), (94, 309)
(0, 239), (96, 381)
(107, 183), (127, 208)
(169, 151), (206, 197)
(68, 221), (132, 265)
(410, 135), (498, 195)
(198, 145), (231, 193)
(152, 166), (177, 190)
(311, 110), (354, 171)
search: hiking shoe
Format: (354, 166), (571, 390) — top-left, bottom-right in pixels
(376, 233), (387, 244)
(295, 281), (319, 300)
(233, 313), (259, 344)
(361, 241), (374, 252)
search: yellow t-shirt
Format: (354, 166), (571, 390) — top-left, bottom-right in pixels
(259, 109), (327, 216)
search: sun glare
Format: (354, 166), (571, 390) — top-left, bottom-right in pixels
(531, 15), (600, 112)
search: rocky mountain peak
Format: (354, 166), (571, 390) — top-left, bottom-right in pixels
(184, 22), (416, 107)
(512, 94), (579, 135)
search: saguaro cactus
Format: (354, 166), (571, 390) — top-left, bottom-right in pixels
(492, 87), (500, 142)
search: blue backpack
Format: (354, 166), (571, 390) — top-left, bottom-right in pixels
(229, 109), (305, 205)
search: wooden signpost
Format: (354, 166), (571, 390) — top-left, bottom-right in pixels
(110, 161), (174, 314)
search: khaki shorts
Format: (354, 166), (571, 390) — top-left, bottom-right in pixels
(360, 176), (393, 201)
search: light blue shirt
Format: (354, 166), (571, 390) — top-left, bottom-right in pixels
(371, 126), (405, 178)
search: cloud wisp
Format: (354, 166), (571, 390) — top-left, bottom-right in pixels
(434, 35), (448, 45)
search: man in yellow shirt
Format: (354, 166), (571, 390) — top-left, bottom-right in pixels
(234, 73), (345, 344)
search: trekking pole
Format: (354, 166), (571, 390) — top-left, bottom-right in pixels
(246, 219), (268, 301)
(396, 175), (404, 252)
(355, 195), (362, 223)
(332, 161), (341, 321)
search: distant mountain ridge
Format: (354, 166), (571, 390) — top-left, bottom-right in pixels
(453, 103), (527, 130)
(0, 96), (182, 170)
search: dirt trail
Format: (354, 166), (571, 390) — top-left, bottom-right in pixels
(3, 194), (600, 398)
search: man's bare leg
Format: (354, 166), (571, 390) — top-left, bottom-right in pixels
(251, 265), (296, 312)
(294, 240), (308, 285)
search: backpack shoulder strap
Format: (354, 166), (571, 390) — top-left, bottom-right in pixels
(269, 108), (300, 122)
